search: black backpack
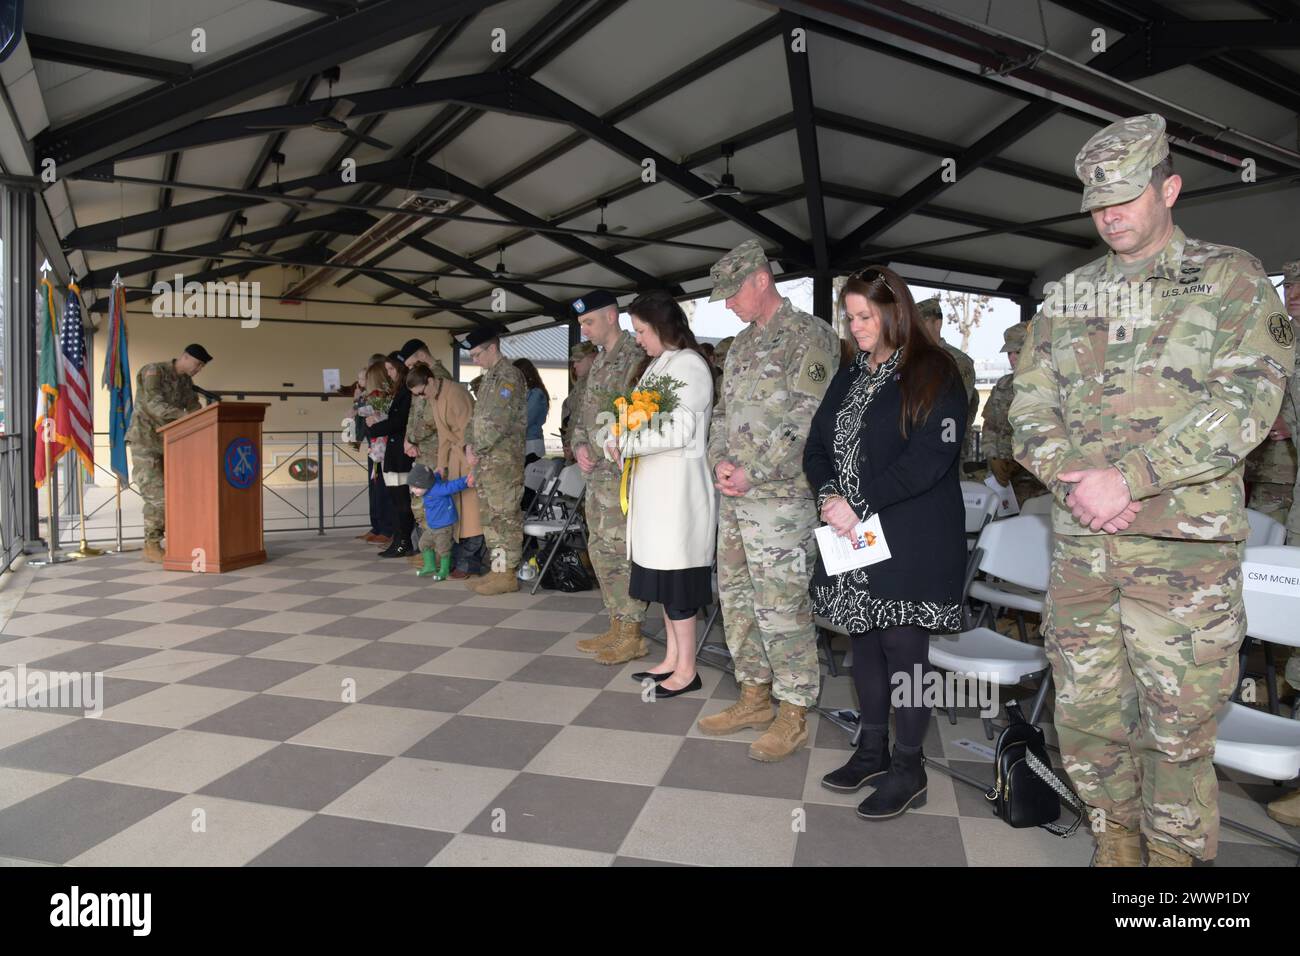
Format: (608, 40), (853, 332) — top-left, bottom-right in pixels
(984, 701), (1083, 836)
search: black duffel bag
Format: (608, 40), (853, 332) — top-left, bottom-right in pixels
(540, 545), (594, 592)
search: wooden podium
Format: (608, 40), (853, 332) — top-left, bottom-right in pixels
(157, 402), (270, 573)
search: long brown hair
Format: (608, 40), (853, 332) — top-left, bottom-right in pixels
(365, 360), (393, 396)
(839, 265), (959, 436)
(627, 290), (704, 380)
(513, 358), (549, 401)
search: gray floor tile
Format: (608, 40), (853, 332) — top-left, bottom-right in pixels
(173, 607), (275, 629)
(463, 626), (567, 654)
(363, 673), (497, 713)
(431, 833), (612, 867)
(198, 743), (389, 811)
(187, 693), (345, 741)
(176, 628), (294, 656)
(794, 802), (968, 865)
(397, 587), (472, 606)
(463, 772), (652, 853)
(26, 643), (157, 673)
(295, 598), (378, 617)
(41, 677), (163, 718)
(573, 690), (708, 736)
(249, 814), (452, 866)
(39, 618), (155, 644)
(0, 778), (181, 864)
(0, 719), (172, 774)
(181, 657), (316, 692)
(508, 654), (619, 689)
(306, 617), (403, 640)
(662, 738), (811, 799)
(430, 606), (523, 627)
(166, 590), (248, 606)
(329, 641), (444, 671)
(404, 715), (562, 770)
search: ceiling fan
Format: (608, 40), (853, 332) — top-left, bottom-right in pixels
(247, 66), (394, 151)
(683, 143), (785, 203)
(490, 245), (534, 281)
(594, 198), (627, 236)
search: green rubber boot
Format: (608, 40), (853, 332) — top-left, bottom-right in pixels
(433, 554), (452, 581)
(416, 548), (439, 577)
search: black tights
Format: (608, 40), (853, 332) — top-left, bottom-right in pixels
(387, 485), (415, 549)
(851, 625), (931, 750)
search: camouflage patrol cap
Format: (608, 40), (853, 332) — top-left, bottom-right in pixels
(709, 239), (769, 302)
(1074, 113), (1170, 213)
(917, 297), (943, 322)
(1283, 260), (1300, 285)
(568, 341), (597, 362)
(1000, 322), (1028, 354)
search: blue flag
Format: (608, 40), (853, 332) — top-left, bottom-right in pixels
(102, 279), (133, 484)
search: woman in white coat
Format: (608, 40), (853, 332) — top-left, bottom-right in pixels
(605, 290), (718, 699)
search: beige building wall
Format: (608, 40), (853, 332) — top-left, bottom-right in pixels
(86, 264), (458, 484)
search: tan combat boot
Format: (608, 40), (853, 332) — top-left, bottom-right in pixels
(594, 618), (647, 665)
(1147, 840), (1194, 867)
(697, 681), (774, 736)
(576, 615), (619, 654)
(1091, 820), (1143, 867)
(142, 539), (164, 563)
(470, 569), (519, 596)
(749, 700), (809, 762)
(1266, 788), (1300, 827)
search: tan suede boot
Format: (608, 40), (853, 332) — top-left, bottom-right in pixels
(749, 700), (809, 762)
(1266, 788), (1300, 827)
(470, 569), (519, 595)
(142, 539), (164, 563)
(1146, 840), (1194, 867)
(697, 681), (774, 736)
(1091, 820), (1143, 867)
(594, 618), (647, 665)
(576, 615), (619, 653)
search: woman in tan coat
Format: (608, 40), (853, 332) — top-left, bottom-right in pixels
(409, 367), (484, 577)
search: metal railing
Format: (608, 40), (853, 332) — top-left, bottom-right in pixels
(44, 430), (372, 548)
(0, 434), (27, 570)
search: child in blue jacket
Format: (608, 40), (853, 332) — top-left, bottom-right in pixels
(408, 463), (473, 580)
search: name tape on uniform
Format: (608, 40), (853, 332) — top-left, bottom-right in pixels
(1242, 562), (1300, 597)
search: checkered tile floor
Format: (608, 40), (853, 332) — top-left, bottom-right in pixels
(0, 530), (1295, 866)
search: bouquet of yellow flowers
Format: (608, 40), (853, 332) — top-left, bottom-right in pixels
(608, 373), (684, 514)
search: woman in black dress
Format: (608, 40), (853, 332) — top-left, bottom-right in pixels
(803, 266), (968, 820)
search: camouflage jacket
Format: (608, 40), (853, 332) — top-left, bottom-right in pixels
(406, 395), (439, 468)
(1012, 227), (1293, 540)
(1244, 434), (1298, 484)
(561, 373), (588, 451)
(1279, 317), (1300, 455)
(981, 372), (1015, 460)
(707, 298), (839, 499)
(466, 358), (526, 460)
(572, 331), (644, 477)
(125, 360), (200, 451)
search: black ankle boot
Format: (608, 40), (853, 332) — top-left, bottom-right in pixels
(378, 538), (413, 558)
(856, 747), (927, 820)
(821, 729), (890, 792)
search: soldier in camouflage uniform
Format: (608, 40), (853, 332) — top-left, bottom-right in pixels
(919, 297), (978, 466)
(981, 322), (1046, 505)
(1243, 411), (1296, 522)
(561, 340), (597, 462)
(399, 339), (454, 565)
(1268, 260), (1300, 828)
(1012, 115), (1293, 866)
(696, 239), (839, 762)
(462, 329), (527, 595)
(125, 344), (211, 563)
(567, 290), (650, 662)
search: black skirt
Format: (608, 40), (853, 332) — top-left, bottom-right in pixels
(629, 562), (713, 610)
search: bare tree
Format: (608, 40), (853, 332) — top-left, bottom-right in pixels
(938, 290), (993, 352)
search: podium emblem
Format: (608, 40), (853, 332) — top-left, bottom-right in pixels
(224, 438), (258, 489)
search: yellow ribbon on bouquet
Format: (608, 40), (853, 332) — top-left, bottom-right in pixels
(619, 455), (637, 515)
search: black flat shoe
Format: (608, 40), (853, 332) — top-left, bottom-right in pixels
(632, 670), (673, 683)
(379, 542), (413, 558)
(654, 674), (702, 699)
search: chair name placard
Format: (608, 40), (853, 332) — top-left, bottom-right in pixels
(1242, 562), (1300, 596)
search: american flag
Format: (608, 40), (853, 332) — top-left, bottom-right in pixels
(55, 281), (93, 474)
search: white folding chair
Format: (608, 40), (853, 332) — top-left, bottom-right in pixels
(931, 514), (1054, 739)
(1213, 545), (1300, 856)
(966, 513), (1052, 638)
(521, 464), (587, 595)
(961, 482), (1000, 557)
(1246, 508), (1287, 546)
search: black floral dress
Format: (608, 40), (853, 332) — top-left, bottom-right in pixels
(809, 350), (963, 634)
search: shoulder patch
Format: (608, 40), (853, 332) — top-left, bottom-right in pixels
(796, 347), (836, 395)
(1268, 312), (1295, 349)
(499, 386), (513, 399)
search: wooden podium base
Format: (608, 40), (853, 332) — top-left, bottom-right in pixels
(163, 548), (267, 574)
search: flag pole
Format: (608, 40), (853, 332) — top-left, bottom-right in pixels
(29, 264), (70, 568)
(70, 463), (103, 559)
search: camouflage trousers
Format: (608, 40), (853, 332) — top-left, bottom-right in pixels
(1044, 534), (1244, 861)
(1248, 481), (1294, 524)
(585, 466), (647, 623)
(132, 448), (165, 541)
(717, 495), (821, 708)
(474, 459), (523, 572)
